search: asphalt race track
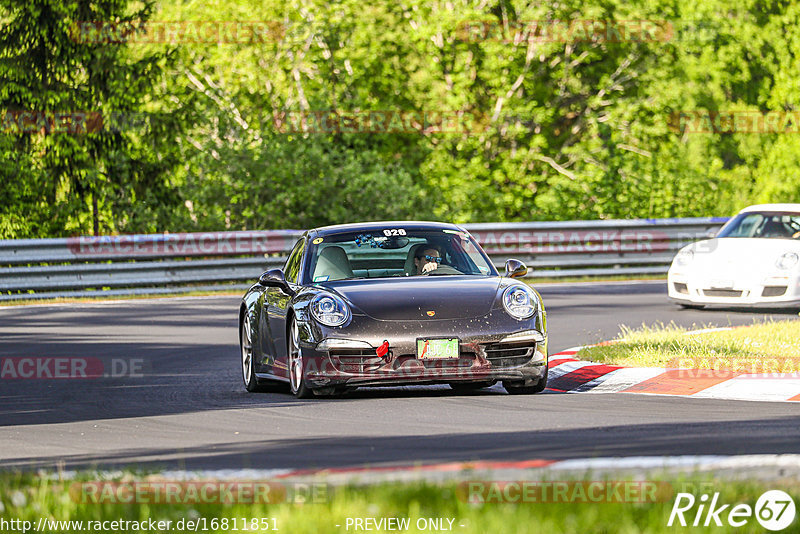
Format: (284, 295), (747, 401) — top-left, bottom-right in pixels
(1, 281), (799, 472)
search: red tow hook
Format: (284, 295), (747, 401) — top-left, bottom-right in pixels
(376, 340), (390, 360)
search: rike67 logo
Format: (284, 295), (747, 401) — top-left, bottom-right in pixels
(668, 490), (796, 531)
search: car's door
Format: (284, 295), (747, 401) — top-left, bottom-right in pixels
(260, 237), (305, 378)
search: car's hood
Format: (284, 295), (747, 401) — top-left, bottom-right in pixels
(323, 276), (502, 320)
(681, 238), (800, 277)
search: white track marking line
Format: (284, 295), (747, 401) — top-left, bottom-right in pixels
(692, 376), (800, 402)
(549, 454), (800, 473)
(50, 454), (800, 486)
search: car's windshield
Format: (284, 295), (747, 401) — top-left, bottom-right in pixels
(302, 228), (496, 283)
(717, 212), (800, 240)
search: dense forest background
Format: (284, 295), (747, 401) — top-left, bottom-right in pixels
(1, 0), (799, 238)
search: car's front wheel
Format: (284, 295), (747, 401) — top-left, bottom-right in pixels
(504, 367), (548, 395)
(288, 317), (314, 398)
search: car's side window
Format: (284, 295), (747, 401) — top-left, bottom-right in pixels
(284, 238), (305, 284)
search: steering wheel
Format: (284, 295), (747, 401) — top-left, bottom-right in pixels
(422, 264), (463, 276)
(789, 220), (800, 238)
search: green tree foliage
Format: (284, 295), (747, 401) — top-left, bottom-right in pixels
(0, 0), (188, 237)
(1, 0), (799, 238)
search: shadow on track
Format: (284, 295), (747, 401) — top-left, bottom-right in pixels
(3, 414), (799, 471)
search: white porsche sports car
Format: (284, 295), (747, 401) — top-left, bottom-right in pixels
(668, 204), (800, 308)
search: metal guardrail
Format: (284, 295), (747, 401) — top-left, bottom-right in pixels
(0, 218), (728, 301)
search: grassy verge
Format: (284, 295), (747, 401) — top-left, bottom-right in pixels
(1, 471), (798, 533)
(577, 320), (800, 371)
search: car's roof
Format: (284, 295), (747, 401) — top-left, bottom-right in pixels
(739, 204), (800, 214)
(309, 221), (467, 237)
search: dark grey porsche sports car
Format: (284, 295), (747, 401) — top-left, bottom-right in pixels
(239, 221), (548, 398)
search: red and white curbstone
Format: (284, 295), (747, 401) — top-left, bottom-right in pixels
(139, 454), (800, 486)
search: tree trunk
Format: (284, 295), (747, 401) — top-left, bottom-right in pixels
(92, 192), (99, 236)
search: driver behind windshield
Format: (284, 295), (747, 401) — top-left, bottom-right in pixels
(414, 246), (443, 275)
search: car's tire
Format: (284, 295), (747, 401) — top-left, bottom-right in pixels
(241, 314), (272, 393)
(504, 367), (548, 395)
(288, 317), (314, 399)
(449, 381), (495, 393)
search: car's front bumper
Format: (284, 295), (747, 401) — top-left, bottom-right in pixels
(297, 309), (547, 389)
(667, 271), (800, 308)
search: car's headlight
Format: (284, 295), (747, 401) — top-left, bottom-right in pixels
(316, 339), (371, 351)
(675, 249), (694, 266)
(502, 285), (538, 320)
(776, 252), (799, 270)
(310, 293), (350, 327)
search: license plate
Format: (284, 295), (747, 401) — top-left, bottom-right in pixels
(417, 338), (459, 359)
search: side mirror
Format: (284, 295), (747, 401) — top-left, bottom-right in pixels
(258, 269), (295, 295)
(505, 259), (528, 278)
